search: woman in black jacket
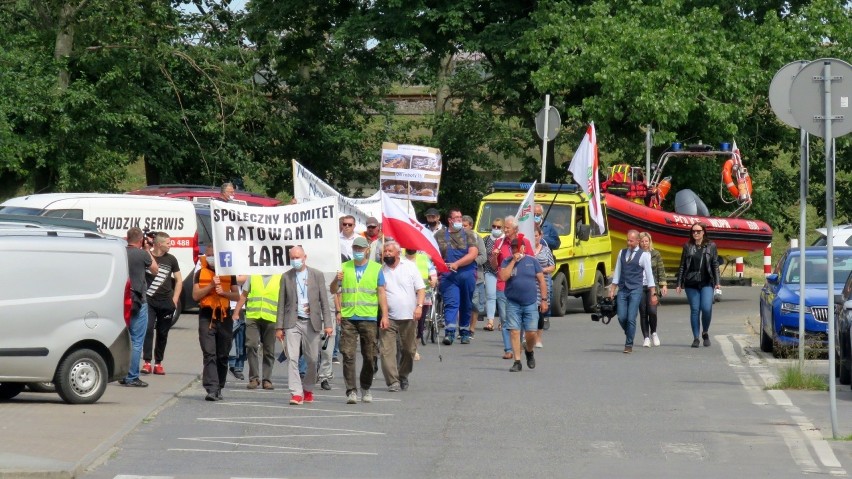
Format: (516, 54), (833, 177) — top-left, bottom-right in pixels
(675, 223), (721, 348)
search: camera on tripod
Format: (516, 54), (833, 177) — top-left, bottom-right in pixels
(591, 296), (617, 324)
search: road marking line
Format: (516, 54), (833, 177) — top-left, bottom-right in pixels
(168, 447), (376, 456)
(660, 442), (706, 460)
(194, 420), (386, 434)
(587, 441), (626, 458)
(720, 334), (847, 476)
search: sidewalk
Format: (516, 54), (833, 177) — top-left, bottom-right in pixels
(0, 318), (203, 479)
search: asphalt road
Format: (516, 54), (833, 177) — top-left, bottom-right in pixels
(37, 286), (852, 478)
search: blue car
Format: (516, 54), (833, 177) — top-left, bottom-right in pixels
(759, 247), (852, 357)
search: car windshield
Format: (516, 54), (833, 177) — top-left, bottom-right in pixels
(785, 255), (852, 284)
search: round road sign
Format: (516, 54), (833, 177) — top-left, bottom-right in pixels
(789, 58), (852, 139)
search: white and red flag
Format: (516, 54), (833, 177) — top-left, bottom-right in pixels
(380, 191), (449, 273)
(568, 123), (605, 233)
(515, 181), (536, 243)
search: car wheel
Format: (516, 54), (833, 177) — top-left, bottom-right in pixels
(840, 333), (851, 385)
(582, 270), (605, 314)
(54, 348), (108, 405)
(26, 382), (55, 393)
(759, 316), (773, 353)
(0, 383), (26, 401)
(551, 272), (569, 317)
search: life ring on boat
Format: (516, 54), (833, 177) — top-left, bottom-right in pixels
(722, 159), (753, 199)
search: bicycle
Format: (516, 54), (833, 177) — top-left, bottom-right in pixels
(423, 289), (445, 361)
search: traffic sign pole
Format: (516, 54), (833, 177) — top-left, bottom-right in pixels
(541, 95), (550, 183)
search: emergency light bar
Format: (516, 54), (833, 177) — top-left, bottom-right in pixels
(491, 182), (580, 193)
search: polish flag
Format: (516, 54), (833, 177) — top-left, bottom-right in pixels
(380, 192), (449, 273)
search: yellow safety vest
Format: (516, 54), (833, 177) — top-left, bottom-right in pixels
(415, 253), (430, 281)
(340, 260), (381, 318)
(245, 274), (282, 322)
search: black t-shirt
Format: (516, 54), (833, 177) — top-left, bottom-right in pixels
(146, 252), (180, 302)
(127, 247), (152, 303)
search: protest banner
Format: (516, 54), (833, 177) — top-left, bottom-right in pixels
(380, 143), (441, 203)
(292, 159), (415, 230)
(210, 197), (341, 275)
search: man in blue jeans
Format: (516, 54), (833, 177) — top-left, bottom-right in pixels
(609, 230), (657, 354)
(499, 237), (548, 372)
(121, 227), (158, 387)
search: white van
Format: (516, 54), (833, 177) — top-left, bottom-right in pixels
(0, 226), (131, 404)
(0, 193), (199, 315)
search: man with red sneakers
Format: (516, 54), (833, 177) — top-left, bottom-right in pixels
(276, 246), (333, 405)
(141, 232), (182, 376)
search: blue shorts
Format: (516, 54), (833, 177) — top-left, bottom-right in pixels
(505, 301), (539, 331)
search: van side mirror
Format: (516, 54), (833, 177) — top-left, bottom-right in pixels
(576, 223), (591, 242)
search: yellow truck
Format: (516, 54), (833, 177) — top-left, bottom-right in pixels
(474, 182), (613, 316)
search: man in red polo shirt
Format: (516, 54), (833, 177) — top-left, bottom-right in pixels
(489, 216), (535, 359)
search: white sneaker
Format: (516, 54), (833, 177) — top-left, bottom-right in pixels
(361, 389), (372, 403)
(642, 337), (651, 348)
(652, 333), (660, 347)
(346, 391), (357, 404)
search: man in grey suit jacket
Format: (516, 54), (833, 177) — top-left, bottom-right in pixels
(275, 246), (334, 405)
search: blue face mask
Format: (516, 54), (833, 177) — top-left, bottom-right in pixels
(534, 215), (542, 223)
(291, 259), (303, 269)
(452, 222), (463, 231)
(492, 228), (502, 238)
(352, 252), (365, 261)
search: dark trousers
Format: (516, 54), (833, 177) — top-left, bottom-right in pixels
(198, 308), (233, 394)
(143, 297), (175, 363)
(245, 318), (277, 381)
(340, 319), (377, 394)
(639, 288), (658, 339)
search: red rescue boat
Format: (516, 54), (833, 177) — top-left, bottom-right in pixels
(602, 144), (773, 271)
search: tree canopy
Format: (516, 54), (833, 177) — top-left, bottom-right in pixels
(0, 0), (849, 239)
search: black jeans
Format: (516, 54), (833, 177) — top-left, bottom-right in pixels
(638, 287), (658, 339)
(143, 297), (176, 363)
(198, 308), (233, 394)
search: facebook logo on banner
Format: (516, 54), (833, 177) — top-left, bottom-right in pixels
(219, 252), (233, 268)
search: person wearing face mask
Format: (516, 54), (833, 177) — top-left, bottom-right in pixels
(490, 216), (535, 359)
(232, 271), (283, 391)
(276, 246), (333, 405)
(193, 245), (240, 401)
(378, 241), (425, 392)
(480, 217), (503, 332)
(534, 204), (561, 250)
(423, 208), (443, 233)
(433, 208), (479, 345)
(330, 236), (388, 404)
(462, 215), (487, 335)
(220, 182), (236, 202)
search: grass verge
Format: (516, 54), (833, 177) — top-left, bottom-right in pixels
(766, 364), (828, 391)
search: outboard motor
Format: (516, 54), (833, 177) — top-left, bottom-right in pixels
(674, 189), (710, 216)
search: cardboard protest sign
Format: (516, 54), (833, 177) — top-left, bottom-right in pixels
(379, 143), (441, 203)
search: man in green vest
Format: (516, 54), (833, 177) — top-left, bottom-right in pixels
(330, 236), (388, 405)
(233, 273), (282, 390)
